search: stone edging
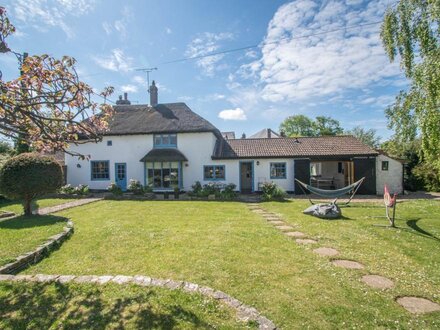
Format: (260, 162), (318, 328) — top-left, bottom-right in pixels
(0, 211), (15, 219)
(0, 273), (277, 329)
(0, 220), (74, 274)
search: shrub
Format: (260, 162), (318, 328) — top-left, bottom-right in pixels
(144, 184), (153, 193)
(127, 179), (144, 195)
(74, 184), (90, 196)
(412, 162), (440, 192)
(0, 153), (63, 215)
(261, 182), (286, 201)
(107, 182), (122, 196)
(220, 183), (237, 200)
(59, 184), (75, 195)
(59, 184), (89, 196)
(202, 182), (222, 197)
(191, 181), (203, 196)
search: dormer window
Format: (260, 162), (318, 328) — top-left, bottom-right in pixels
(154, 134), (177, 148)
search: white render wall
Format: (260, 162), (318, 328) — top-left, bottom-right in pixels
(65, 132), (296, 192)
(376, 154), (403, 195)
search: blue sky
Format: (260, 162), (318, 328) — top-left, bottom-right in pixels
(1, 0), (406, 140)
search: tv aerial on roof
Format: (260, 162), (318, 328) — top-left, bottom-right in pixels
(134, 67), (157, 93)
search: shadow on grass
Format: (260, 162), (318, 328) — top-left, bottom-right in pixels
(405, 219), (440, 242)
(0, 215), (67, 230)
(0, 282), (212, 329)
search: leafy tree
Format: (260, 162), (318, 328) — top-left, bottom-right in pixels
(381, 0), (440, 181)
(381, 137), (424, 191)
(0, 153), (63, 215)
(346, 126), (381, 148)
(279, 115), (343, 137)
(313, 116), (343, 136)
(0, 140), (12, 154)
(279, 115), (315, 137)
(0, 7), (114, 158)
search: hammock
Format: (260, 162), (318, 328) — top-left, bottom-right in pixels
(295, 177), (365, 205)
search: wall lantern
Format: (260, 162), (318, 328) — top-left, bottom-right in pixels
(256, 161), (260, 166)
(77, 164), (81, 168)
(185, 162), (189, 167)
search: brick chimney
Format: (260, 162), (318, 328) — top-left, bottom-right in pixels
(149, 80), (158, 106)
(116, 92), (131, 105)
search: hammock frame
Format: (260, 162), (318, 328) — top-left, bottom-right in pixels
(295, 177), (365, 206)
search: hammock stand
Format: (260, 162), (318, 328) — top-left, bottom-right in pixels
(295, 177), (365, 206)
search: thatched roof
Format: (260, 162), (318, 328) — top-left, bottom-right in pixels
(107, 103), (220, 136)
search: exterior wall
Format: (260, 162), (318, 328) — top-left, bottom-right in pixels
(65, 132), (296, 192)
(66, 135), (153, 190)
(253, 159), (295, 192)
(376, 154), (403, 195)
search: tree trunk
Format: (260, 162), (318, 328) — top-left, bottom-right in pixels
(23, 198), (32, 216)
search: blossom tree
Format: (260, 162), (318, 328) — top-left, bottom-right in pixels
(0, 7), (114, 158)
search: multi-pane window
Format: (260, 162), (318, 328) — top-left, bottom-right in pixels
(204, 165), (225, 180)
(146, 162), (179, 188)
(270, 162), (286, 179)
(91, 161), (110, 180)
(382, 161), (389, 171)
(153, 134), (177, 148)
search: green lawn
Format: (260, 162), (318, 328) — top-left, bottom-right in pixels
(0, 215), (67, 266)
(0, 198), (77, 215)
(20, 200), (440, 329)
(0, 282), (252, 329)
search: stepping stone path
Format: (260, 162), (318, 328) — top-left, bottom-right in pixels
(361, 275), (394, 290)
(295, 238), (318, 245)
(332, 259), (364, 269)
(0, 274), (277, 329)
(246, 204), (440, 316)
(313, 247), (339, 256)
(397, 297), (440, 314)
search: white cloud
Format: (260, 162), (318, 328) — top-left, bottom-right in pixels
(102, 6), (133, 37)
(121, 84), (138, 93)
(166, 27), (172, 34)
(238, 0), (401, 102)
(177, 96), (193, 102)
(132, 75), (146, 85)
(92, 49), (133, 72)
(218, 108), (247, 121)
(12, 0), (96, 38)
(185, 32), (234, 76)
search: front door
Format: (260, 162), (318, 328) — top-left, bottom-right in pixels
(240, 162), (253, 193)
(115, 163), (127, 191)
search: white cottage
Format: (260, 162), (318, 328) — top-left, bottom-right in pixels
(65, 82), (401, 195)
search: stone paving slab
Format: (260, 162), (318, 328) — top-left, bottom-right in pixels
(361, 275), (394, 289)
(268, 220), (285, 225)
(285, 231), (306, 238)
(275, 225), (294, 231)
(332, 259), (364, 269)
(295, 239), (318, 245)
(397, 297), (440, 314)
(313, 247), (339, 256)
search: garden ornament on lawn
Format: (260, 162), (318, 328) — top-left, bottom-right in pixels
(384, 185), (397, 227)
(303, 201), (342, 219)
(295, 177), (365, 206)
